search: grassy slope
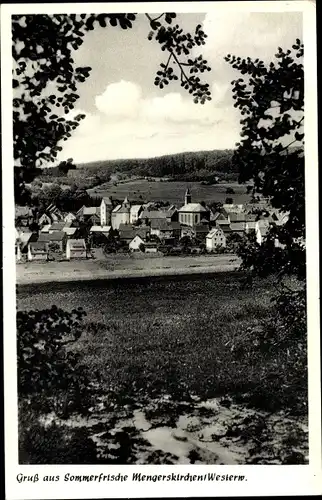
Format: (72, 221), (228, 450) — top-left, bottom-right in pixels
(17, 273), (306, 414)
(88, 180), (249, 205)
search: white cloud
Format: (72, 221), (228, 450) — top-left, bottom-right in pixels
(56, 12), (302, 163)
(57, 77), (242, 163)
(95, 80), (142, 119)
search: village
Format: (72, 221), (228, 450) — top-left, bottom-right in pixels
(15, 188), (287, 263)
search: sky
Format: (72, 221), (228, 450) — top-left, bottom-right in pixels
(54, 10), (302, 163)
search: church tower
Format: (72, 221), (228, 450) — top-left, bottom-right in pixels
(185, 188), (191, 205)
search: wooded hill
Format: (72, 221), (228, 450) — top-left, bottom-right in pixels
(74, 149), (238, 183)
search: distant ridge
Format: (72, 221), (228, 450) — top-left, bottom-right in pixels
(75, 149), (238, 183)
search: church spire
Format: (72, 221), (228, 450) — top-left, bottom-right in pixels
(185, 188), (191, 205)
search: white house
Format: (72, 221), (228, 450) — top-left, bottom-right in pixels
(100, 197), (113, 226)
(206, 228), (226, 251)
(255, 220), (270, 245)
(129, 235), (145, 251)
(90, 225), (112, 235)
(28, 242), (48, 261)
(66, 239), (87, 259)
(130, 205), (143, 224)
(64, 212), (76, 223)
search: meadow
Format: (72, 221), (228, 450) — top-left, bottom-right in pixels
(87, 180), (250, 205)
(16, 272), (305, 415)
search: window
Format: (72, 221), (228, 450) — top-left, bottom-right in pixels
(195, 214), (198, 224)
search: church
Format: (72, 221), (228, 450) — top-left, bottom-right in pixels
(178, 189), (210, 227)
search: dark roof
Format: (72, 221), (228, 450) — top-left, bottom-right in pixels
(30, 242), (47, 252)
(119, 226), (150, 241)
(151, 219), (173, 230)
(141, 210), (168, 220)
(38, 231), (66, 242)
(144, 242), (158, 248)
(194, 224), (210, 233)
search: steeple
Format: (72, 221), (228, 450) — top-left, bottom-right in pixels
(123, 196), (130, 207)
(185, 188), (191, 205)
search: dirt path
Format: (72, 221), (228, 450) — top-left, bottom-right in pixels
(16, 254), (240, 286)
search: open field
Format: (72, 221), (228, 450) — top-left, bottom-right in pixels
(17, 272), (305, 415)
(16, 253), (240, 285)
(87, 180), (250, 205)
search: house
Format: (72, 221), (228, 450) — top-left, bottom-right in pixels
(144, 241), (159, 253)
(255, 220), (270, 245)
(230, 222), (246, 236)
(48, 221), (66, 233)
(100, 197), (113, 226)
(77, 205), (101, 222)
(129, 235), (145, 252)
(222, 203), (245, 214)
(111, 197), (131, 229)
(150, 219), (179, 240)
(64, 212), (76, 223)
(118, 224), (150, 243)
(178, 189), (209, 227)
(27, 241), (48, 261)
(180, 225), (195, 239)
(193, 224), (211, 243)
(38, 231), (67, 251)
(66, 239), (87, 259)
(140, 208), (178, 224)
(90, 225), (112, 235)
(38, 213), (53, 227)
(206, 228), (227, 251)
(130, 205), (143, 224)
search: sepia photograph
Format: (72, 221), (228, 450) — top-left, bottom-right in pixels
(2, 1), (321, 496)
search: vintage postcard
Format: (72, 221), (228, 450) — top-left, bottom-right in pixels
(2, 1), (321, 498)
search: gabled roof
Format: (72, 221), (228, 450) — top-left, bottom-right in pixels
(38, 231), (66, 242)
(179, 203), (208, 213)
(129, 235), (144, 243)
